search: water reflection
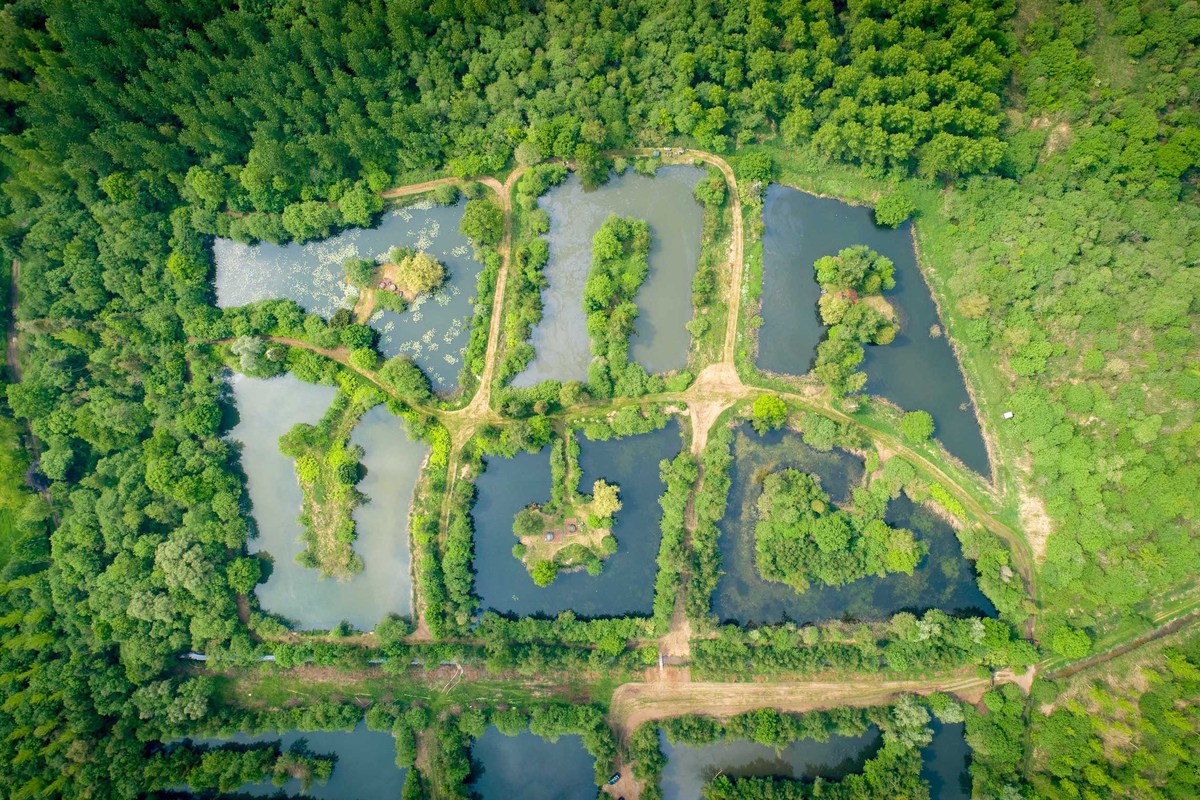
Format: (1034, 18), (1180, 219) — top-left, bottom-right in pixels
(757, 186), (989, 475)
(514, 166), (704, 385)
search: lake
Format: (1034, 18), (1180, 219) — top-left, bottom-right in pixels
(921, 720), (972, 800)
(513, 165), (704, 385)
(214, 199), (483, 392)
(184, 721), (406, 799)
(471, 421), (682, 617)
(228, 374), (426, 630)
(468, 728), (596, 800)
(712, 424), (995, 627)
(656, 718), (971, 799)
(757, 186), (989, 476)
(659, 727), (881, 800)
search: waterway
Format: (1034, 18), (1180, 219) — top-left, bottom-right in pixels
(472, 421), (682, 617)
(228, 374), (425, 630)
(468, 728), (596, 800)
(514, 166), (704, 385)
(757, 187), (989, 475)
(712, 424), (995, 627)
(659, 726), (881, 800)
(214, 199), (482, 392)
(184, 722), (405, 799)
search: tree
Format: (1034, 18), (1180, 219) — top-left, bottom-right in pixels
(226, 558), (261, 594)
(874, 190), (916, 228)
(531, 559), (557, 587)
(338, 185), (383, 228)
(281, 201), (339, 243)
(391, 250), (446, 296)
(513, 507), (544, 538)
(751, 394), (788, 434)
(459, 199), (503, 245)
(591, 480), (622, 519)
(899, 410), (935, 443)
(1051, 626), (1091, 659)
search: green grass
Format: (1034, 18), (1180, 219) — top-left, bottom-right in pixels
(211, 668), (619, 714)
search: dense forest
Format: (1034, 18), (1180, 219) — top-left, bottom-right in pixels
(0, 0), (1195, 797)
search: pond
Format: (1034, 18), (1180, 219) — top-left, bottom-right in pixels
(468, 728), (596, 800)
(228, 374), (426, 630)
(757, 186), (989, 476)
(185, 722), (406, 799)
(712, 424), (995, 627)
(214, 199), (483, 392)
(658, 727), (882, 800)
(513, 165), (704, 385)
(471, 421), (682, 618)
(921, 720), (972, 800)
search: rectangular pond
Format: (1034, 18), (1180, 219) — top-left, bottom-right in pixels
(712, 424), (995, 627)
(182, 721), (405, 800)
(921, 720), (972, 800)
(757, 186), (990, 476)
(214, 199), (483, 392)
(228, 374), (426, 630)
(468, 728), (597, 800)
(657, 718), (969, 799)
(659, 726), (881, 800)
(471, 420), (682, 618)
(513, 165), (704, 385)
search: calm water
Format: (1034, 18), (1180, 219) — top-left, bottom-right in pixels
(514, 166), (704, 385)
(188, 722), (406, 799)
(712, 424), (995, 627)
(921, 721), (972, 800)
(229, 375), (426, 630)
(468, 728), (596, 800)
(757, 187), (989, 475)
(214, 200), (483, 391)
(472, 421), (681, 617)
(659, 727), (881, 800)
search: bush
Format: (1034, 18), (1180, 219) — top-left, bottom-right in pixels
(459, 199), (504, 245)
(750, 394), (787, 434)
(874, 190), (916, 228)
(899, 410), (935, 442)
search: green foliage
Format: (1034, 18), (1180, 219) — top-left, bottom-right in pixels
(811, 246), (898, 395)
(754, 468), (926, 592)
(750, 394), (787, 434)
(459, 199), (504, 245)
(898, 410), (935, 443)
(388, 247), (447, 296)
(584, 215), (652, 397)
(530, 559), (557, 587)
(874, 190), (916, 228)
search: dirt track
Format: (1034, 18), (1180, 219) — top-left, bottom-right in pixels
(609, 674), (992, 738)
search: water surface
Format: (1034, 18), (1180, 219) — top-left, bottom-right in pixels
(514, 166), (704, 385)
(757, 187), (989, 475)
(229, 375), (425, 630)
(712, 424), (995, 626)
(659, 727), (880, 800)
(472, 421), (681, 617)
(188, 722), (405, 799)
(215, 199), (482, 391)
(468, 728), (596, 800)
(921, 721), (971, 800)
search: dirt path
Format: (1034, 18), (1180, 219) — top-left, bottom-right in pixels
(1046, 604), (1200, 680)
(379, 176), (467, 200)
(609, 673), (994, 738)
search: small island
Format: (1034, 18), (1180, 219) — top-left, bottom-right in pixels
(754, 467), (926, 593)
(812, 245), (900, 396)
(344, 246), (447, 320)
(512, 477), (621, 587)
